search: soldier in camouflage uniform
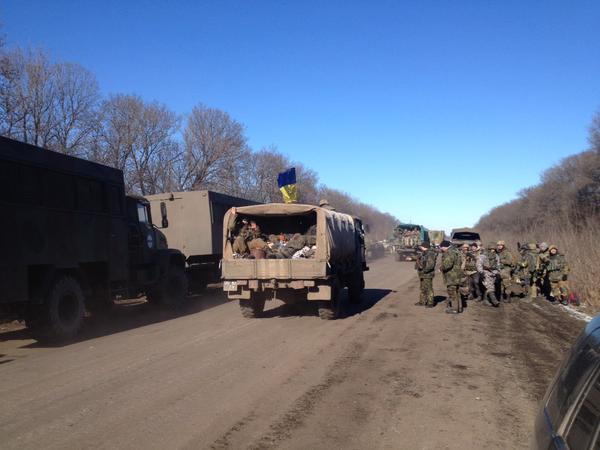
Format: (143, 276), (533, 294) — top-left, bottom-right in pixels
(546, 245), (570, 305)
(465, 242), (482, 301)
(496, 240), (515, 301)
(415, 242), (437, 307)
(521, 243), (539, 297)
(439, 240), (464, 314)
(535, 242), (550, 298)
(477, 241), (500, 307)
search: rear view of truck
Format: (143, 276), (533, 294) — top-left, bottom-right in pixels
(221, 203), (368, 319)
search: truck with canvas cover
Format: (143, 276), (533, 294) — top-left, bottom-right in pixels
(393, 223), (429, 261)
(0, 136), (187, 341)
(147, 190), (258, 292)
(221, 203), (368, 320)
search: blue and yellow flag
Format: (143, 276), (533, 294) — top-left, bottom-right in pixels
(277, 167), (297, 203)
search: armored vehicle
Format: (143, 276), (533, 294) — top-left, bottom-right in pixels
(450, 228), (481, 246)
(0, 136), (186, 340)
(147, 190), (258, 291)
(221, 203), (368, 320)
(393, 223), (429, 261)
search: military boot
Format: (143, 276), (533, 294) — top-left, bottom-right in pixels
(487, 292), (500, 307)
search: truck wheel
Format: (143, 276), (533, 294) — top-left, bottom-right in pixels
(348, 270), (365, 304)
(27, 276), (86, 341)
(147, 265), (189, 308)
(239, 295), (265, 318)
(318, 280), (341, 320)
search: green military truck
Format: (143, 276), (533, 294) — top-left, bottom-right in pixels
(0, 136), (187, 340)
(393, 223), (429, 261)
(147, 190), (259, 292)
(221, 203), (368, 320)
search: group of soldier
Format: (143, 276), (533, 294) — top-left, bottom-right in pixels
(415, 239), (571, 314)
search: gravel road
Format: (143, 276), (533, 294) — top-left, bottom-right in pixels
(0, 256), (585, 449)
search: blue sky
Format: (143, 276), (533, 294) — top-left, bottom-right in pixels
(3, 1), (600, 231)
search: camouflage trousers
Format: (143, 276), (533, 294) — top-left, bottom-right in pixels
(499, 268), (512, 297)
(446, 284), (462, 312)
(419, 278), (434, 305)
(481, 271), (497, 292)
(550, 280), (569, 301)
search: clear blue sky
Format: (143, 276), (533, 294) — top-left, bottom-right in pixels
(3, 0), (600, 232)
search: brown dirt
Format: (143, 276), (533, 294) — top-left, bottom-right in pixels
(0, 256), (585, 449)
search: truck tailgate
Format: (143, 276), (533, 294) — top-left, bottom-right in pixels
(222, 259), (327, 279)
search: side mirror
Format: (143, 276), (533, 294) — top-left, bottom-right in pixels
(363, 224), (370, 233)
(160, 201), (169, 228)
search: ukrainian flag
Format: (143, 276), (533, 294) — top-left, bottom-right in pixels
(278, 168), (298, 203)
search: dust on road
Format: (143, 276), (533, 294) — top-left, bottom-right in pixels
(0, 256), (585, 449)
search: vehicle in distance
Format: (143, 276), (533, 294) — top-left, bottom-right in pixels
(147, 190), (258, 292)
(532, 313), (600, 449)
(0, 136), (187, 341)
(393, 223), (429, 261)
(221, 203), (368, 320)
(450, 228), (481, 246)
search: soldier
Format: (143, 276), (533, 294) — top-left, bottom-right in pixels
(458, 243), (471, 302)
(232, 219), (250, 254)
(439, 240), (464, 314)
(535, 242), (550, 298)
(319, 199), (335, 211)
(496, 240), (515, 301)
(477, 242), (500, 307)
(414, 242), (437, 307)
(522, 243), (539, 297)
(546, 245), (570, 305)
(466, 242), (482, 301)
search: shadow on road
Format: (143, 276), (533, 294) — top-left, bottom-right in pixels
(262, 288), (393, 319)
(0, 289), (229, 348)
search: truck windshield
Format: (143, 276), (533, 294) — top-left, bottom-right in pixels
(137, 203), (150, 224)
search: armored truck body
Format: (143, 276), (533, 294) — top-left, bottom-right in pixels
(0, 136), (186, 340)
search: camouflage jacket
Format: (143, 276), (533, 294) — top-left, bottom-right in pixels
(537, 250), (549, 275)
(547, 254), (569, 282)
(477, 250), (499, 273)
(498, 249), (515, 270)
(441, 247), (463, 286)
(415, 249), (437, 279)
(464, 250), (479, 274)
(522, 251), (538, 276)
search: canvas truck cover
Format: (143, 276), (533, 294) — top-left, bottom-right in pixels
(222, 203), (359, 279)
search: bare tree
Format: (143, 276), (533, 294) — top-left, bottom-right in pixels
(180, 104), (247, 191)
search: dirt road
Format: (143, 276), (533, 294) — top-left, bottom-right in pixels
(0, 256), (586, 449)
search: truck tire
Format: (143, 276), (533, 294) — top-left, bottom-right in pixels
(239, 296), (265, 318)
(147, 265), (189, 308)
(348, 269), (365, 304)
(318, 279), (341, 320)
(27, 276), (86, 341)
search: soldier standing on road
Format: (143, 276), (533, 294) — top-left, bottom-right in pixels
(414, 242), (437, 307)
(496, 241), (515, 302)
(458, 244), (471, 302)
(535, 242), (550, 298)
(477, 242), (500, 307)
(466, 242), (482, 301)
(439, 240), (464, 314)
(546, 245), (570, 305)
(522, 243), (539, 298)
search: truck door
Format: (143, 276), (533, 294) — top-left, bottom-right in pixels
(126, 197), (156, 272)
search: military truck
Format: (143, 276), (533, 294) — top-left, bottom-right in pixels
(221, 203), (368, 320)
(147, 190), (258, 292)
(427, 230), (445, 247)
(393, 223), (429, 261)
(0, 136), (187, 340)
(450, 228), (481, 246)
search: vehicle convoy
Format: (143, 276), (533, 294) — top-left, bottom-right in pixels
(532, 313), (600, 449)
(147, 190), (258, 292)
(450, 228), (481, 246)
(0, 136), (187, 340)
(221, 203), (368, 320)
(393, 223), (429, 261)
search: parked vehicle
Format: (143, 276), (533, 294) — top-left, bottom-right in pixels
(221, 203), (368, 319)
(450, 228), (481, 246)
(147, 190), (258, 292)
(0, 136), (187, 340)
(532, 314), (600, 449)
(393, 223), (429, 261)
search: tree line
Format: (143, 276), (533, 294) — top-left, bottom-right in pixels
(0, 46), (397, 241)
(476, 111), (600, 306)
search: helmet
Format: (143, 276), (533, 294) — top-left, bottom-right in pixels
(549, 245), (558, 252)
(539, 242), (549, 251)
(461, 243), (469, 249)
(527, 243), (537, 250)
(319, 199), (329, 207)
(497, 240), (505, 246)
(487, 241), (497, 249)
